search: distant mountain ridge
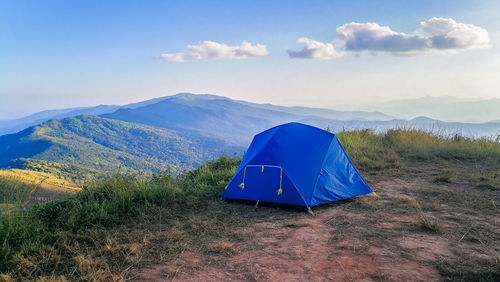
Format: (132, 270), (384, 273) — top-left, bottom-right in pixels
(0, 93), (393, 136)
(332, 96), (500, 123)
(101, 93), (499, 140)
(0, 94), (186, 136)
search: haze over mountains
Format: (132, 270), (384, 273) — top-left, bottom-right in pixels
(0, 95), (179, 136)
(333, 96), (500, 123)
(0, 93), (498, 176)
(0, 93), (394, 136)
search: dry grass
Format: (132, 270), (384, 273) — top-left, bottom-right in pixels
(433, 168), (457, 183)
(0, 170), (39, 205)
(0, 169), (79, 209)
(473, 172), (500, 191)
(0, 169), (78, 189)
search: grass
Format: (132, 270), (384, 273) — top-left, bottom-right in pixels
(337, 128), (500, 171)
(0, 169), (79, 210)
(433, 168), (457, 183)
(0, 156), (240, 279)
(0, 170), (39, 206)
(410, 198), (442, 233)
(473, 172), (500, 191)
(336, 129), (402, 172)
(3, 169), (79, 188)
(0, 129), (499, 280)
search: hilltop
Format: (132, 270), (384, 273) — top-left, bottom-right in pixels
(0, 129), (498, 281)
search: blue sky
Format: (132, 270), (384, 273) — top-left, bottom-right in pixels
(1, 0), (499, 119)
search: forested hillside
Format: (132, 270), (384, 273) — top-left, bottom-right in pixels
(0, 115), (242, 175)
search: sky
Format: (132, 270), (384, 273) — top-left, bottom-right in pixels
(1, 0), (500, 119)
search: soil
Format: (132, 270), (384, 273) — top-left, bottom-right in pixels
(136, 176), (499, 281)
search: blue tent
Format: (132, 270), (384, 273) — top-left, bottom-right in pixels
(222, 122), (373, 209)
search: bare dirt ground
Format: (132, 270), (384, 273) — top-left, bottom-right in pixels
(23, 181), (79, 206)
(135, 168), (500, 281)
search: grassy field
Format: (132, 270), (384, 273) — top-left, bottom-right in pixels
(0, 129), (498, 281)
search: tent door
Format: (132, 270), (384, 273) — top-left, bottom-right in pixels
(244, 165), (282, 201)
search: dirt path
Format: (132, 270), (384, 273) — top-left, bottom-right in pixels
(135, 176), (498, 281)
(23, 181), (79, 206)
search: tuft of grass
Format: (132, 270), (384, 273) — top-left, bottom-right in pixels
(402, 197), (442, 233)
(473, 172), (499, 191)
(352, 195), (378, 210)
(433, 168), (457, 183)
(417, 212), (442, 233)
(208, 241), (237, 255)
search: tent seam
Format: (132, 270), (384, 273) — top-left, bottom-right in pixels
(281, 167), (308, 207)
(334, 137), (372, 189)
(307, 134), (335, 206)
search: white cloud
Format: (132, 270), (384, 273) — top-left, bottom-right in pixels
(158, 40), (269, 62)
(417, 18), (490, 50)
(337, 18), (490, 55)
(336, 22), (428, 53)
(287, 17), (490, 59)
(286, 37), (345, 59)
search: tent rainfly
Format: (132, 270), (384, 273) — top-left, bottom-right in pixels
(222, 122), (373, 211)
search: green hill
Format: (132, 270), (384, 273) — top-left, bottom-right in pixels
(0, 115), (242, 175)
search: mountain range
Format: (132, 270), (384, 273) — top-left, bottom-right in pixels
(0, 95), (180, 136)
(0, 93), (498, 178)
(0, 93), (394, 136)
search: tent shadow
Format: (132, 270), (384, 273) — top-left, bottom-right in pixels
(222, 197), (355, 214)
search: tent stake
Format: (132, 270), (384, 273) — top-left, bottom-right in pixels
(307, 207), (315, 216)
(254, 200), (259, 208)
